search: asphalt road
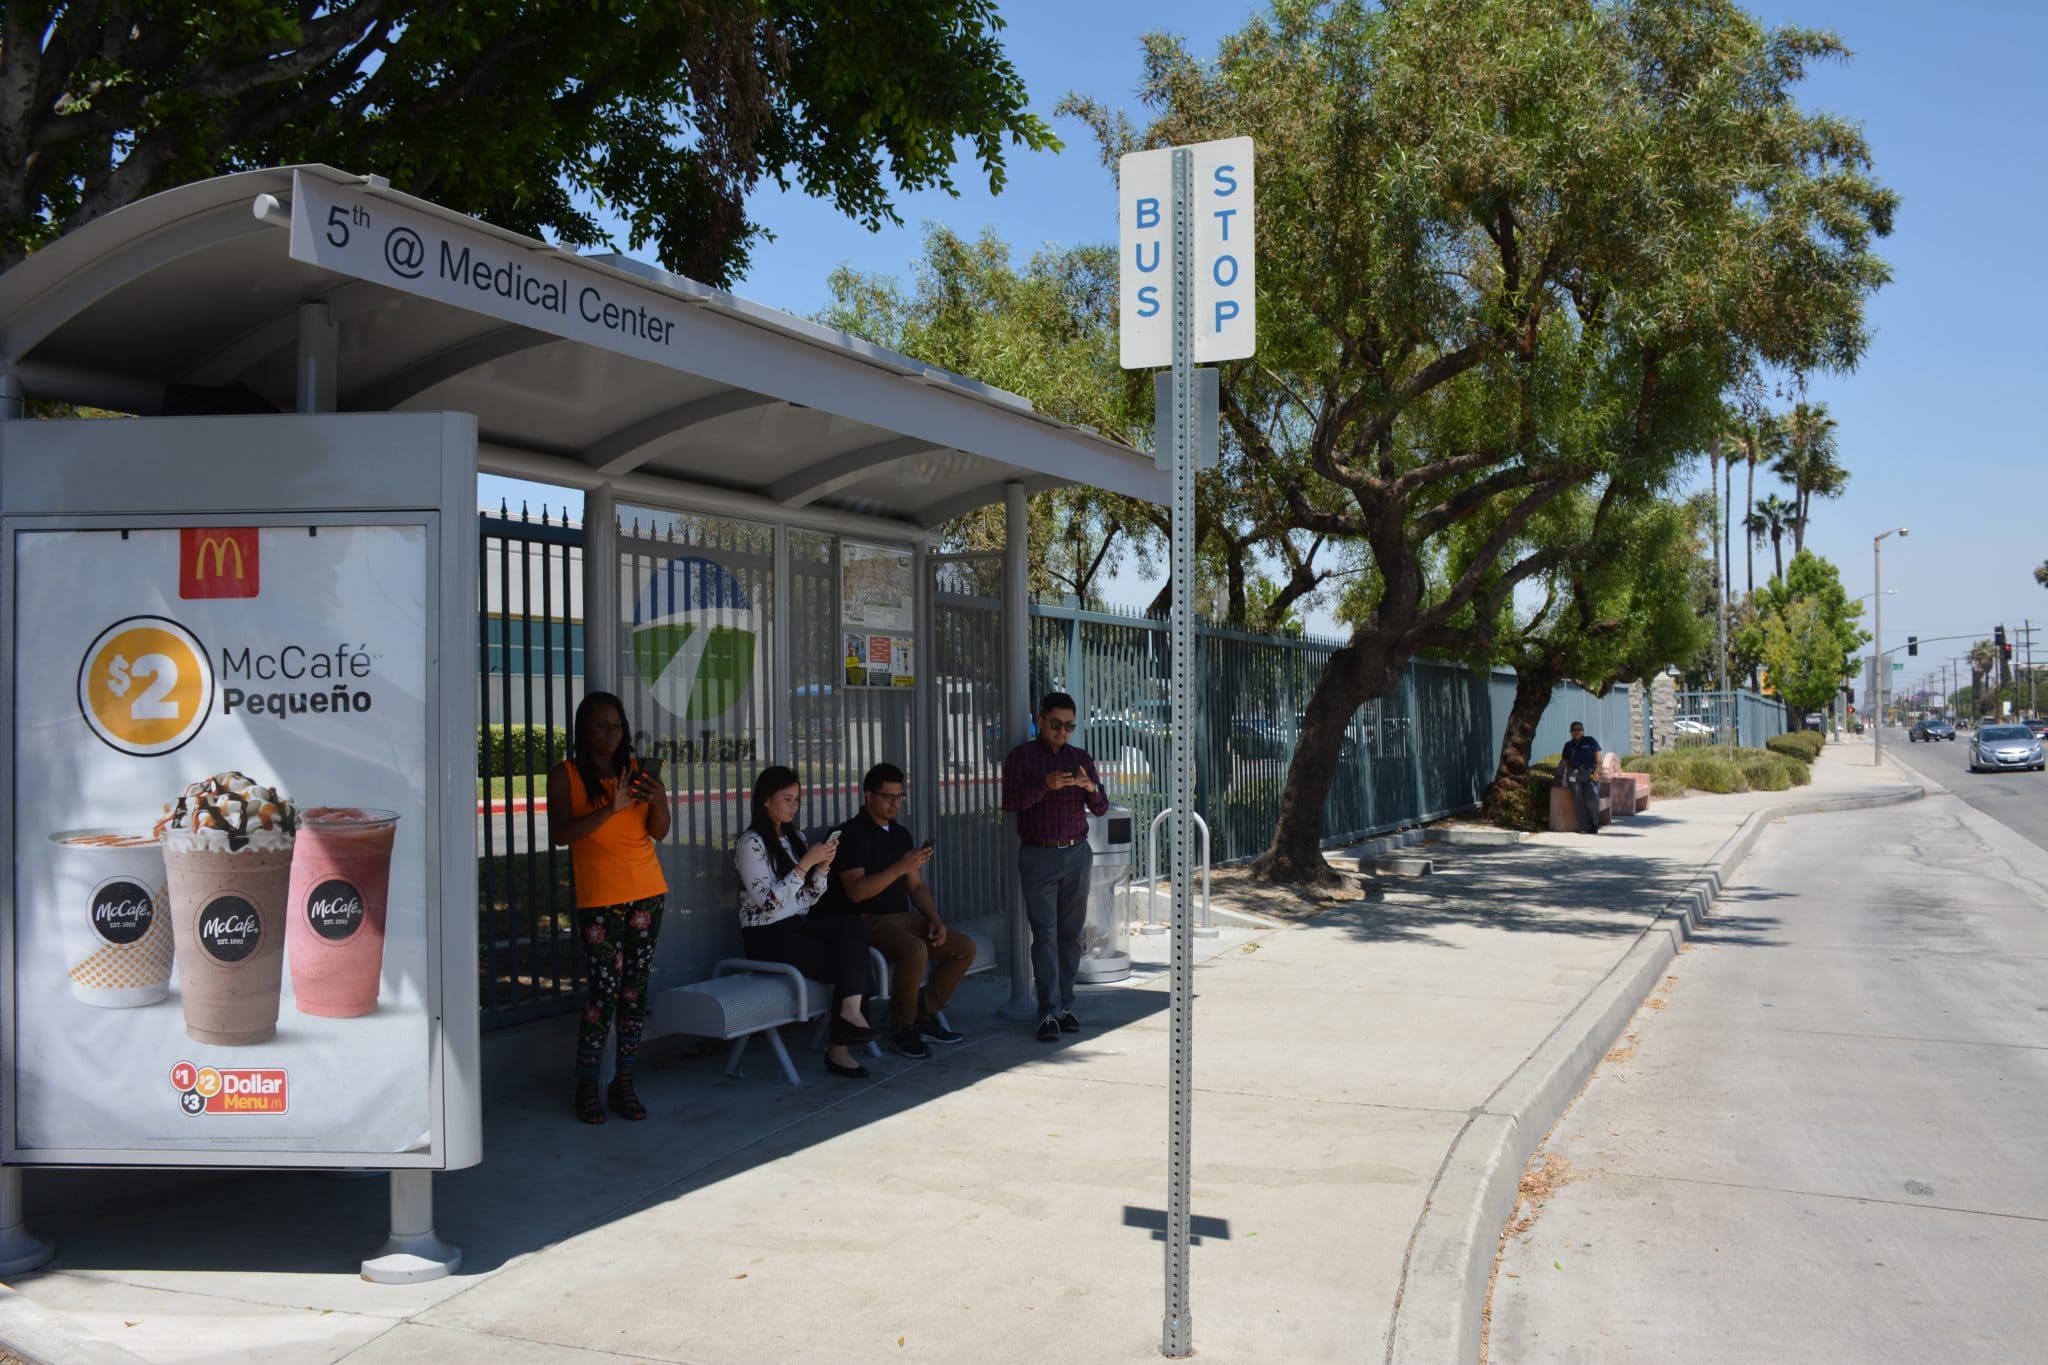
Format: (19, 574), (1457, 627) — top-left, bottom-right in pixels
(1488, 769), (2048, 1362)
(1883, 724), (2048, 854)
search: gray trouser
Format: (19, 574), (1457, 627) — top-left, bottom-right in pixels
(1569, 771), (1600, 832)
(1019, 841), (1092, 1013)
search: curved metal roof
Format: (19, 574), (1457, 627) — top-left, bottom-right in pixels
(0, 165), (1162, 530)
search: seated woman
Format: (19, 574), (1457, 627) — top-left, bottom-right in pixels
(734, 765), (877, 1079)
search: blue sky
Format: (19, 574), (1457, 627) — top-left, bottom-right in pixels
(487, 1), (2048, 686)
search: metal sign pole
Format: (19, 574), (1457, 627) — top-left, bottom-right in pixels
(1161, 144), (1197, 1361)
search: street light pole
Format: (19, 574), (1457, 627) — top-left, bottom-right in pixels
(1872, 527), (1907, 767)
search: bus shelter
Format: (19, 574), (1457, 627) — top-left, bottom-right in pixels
(0, 165), (1163, 1273)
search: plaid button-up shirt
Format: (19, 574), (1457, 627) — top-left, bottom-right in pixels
(1002, 737), (1109, 843)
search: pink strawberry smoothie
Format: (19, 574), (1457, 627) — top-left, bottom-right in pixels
(285, 808), (399, 1018)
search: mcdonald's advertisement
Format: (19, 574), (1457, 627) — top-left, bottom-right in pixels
(8, 523), (434, 1159)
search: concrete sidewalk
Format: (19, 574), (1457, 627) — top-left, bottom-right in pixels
(0, 749), (1922, 1365)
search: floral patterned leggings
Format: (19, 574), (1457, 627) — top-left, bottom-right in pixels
(575, 895), (665, 1082)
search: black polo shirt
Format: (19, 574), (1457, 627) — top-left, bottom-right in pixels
(823, 811), (916, 918)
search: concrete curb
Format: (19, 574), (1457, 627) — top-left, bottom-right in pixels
(1382, 778), (1927, 1365)
(0, 1285), (153, 1365)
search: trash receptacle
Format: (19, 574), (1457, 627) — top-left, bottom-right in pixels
(1079, 804), (1134, 983)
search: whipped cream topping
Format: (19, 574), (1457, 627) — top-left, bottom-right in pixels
(155, 772), (298, 851)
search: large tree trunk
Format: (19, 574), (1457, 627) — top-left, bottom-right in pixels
(1771, 529), (1783, 583)
(1248, 635), (1401, 885)
(1481, 662), (1561, 823)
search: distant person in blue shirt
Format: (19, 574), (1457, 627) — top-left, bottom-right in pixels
(1562, 723), (1602, 835)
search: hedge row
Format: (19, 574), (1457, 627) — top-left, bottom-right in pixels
(1766, 730), (1824, 763)
(1619, 744), (1813, 796)
(480, 724), (569, 778)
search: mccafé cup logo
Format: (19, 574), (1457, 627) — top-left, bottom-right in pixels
(90, 878), (156, 946)
(78, 615), (215, 757)
(306, 879), (365, 941)
(197, 895), (263, 963)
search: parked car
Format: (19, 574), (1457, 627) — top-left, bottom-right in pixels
(2025, 717), (2048, 742)
(1966, 723), (2044, 773)
(1909, 717), (1956, 742)
(1671, 717), (1711, 736)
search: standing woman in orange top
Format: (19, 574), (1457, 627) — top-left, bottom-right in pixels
(548, 692), (670, 1125)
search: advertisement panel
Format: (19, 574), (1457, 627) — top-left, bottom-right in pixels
(9, 523), (433, 1156)
(840, 541), (914, 688)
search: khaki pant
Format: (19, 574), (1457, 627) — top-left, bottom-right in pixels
(864, 910), (978, 1030)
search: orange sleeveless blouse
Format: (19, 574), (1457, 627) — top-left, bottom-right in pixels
(559, 763), (668, 909)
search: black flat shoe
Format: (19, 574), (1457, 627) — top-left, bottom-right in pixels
(830, 1016), (878, 1045)
(824, 1055), (870, 1079)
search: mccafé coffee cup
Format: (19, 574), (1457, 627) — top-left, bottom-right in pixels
(157, 772), (298, 1046)
(50, 831), (172, 1007)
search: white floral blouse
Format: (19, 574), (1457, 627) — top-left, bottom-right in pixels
(735, 828), (830, 928)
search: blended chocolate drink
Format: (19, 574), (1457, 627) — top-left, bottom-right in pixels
(51, 831), (172, 1007)
(157, 772), (298, 1046)
(286, 808), (399, 1018)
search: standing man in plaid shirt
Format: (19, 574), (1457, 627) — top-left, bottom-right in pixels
(1002, 691), (1109, 1042)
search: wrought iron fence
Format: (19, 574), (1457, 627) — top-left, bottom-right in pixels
(1675, 689), (1792, 747)
(477, 505), (584, 1025)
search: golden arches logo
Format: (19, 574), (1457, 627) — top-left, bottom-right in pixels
(191, 536), (244, 579)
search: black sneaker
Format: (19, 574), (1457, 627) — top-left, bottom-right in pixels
(916, 1016), (965, 1044)
(1036, 1013), (1061, 1042)
(1058, 1009), (1081, 1034)
(894, 1028), (932, 1060)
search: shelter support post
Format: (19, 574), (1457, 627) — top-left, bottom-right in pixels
(295, 302), (337, 414)
(361, 1168), (461, 1283)
(584, 484), (619, 693)
(998, 479), (1037, 1020)
(0, 373), (55, 1277)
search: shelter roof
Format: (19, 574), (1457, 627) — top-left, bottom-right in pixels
(0, 165), (1162, 530)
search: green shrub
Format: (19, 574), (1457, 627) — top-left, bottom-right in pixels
(1767, 731), (1823, 764)
(480, 724), (568, 778)
(1621, 753), (1654, 773)
(1774, 752), (1813, 787)
(1678, 752), (1744, 793)
(1650, 771), (1688, 799)
(1739, 752), (1791, 791)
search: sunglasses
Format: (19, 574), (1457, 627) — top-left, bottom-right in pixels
(1042, 718), (1077, 732)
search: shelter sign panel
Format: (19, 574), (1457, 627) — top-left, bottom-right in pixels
(840, 542), (915, 689)
(9, 525), (433, 1157)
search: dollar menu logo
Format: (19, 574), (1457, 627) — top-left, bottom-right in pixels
(78, 615), (215, 756)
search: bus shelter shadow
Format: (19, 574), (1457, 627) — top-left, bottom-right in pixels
(14, 975), (1166, 1280)
(1321, 844), (1791, 950)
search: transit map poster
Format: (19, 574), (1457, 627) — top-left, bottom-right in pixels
(9, 523), (433, 1159)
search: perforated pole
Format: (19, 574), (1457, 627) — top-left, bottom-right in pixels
(1161, 144), (1197, 1360)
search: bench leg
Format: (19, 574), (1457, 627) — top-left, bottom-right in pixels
(724, 1034), (750, 1078)
(762, 1027), (803, 1087)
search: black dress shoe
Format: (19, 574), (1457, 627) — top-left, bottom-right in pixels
(1036, 1014), (1061, 1043)
(1058, 1010), (1081, 1034)
(825, 1055), (870, 1079)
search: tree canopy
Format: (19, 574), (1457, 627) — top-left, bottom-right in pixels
(1073, 0), (1895, 881)
(0, 1), (1057, 280)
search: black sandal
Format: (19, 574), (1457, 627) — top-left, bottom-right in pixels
(606, 1074), (647, 1121)
(574, 1078), (605, 1125)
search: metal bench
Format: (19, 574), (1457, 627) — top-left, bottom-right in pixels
(823, 922), (997, 1048)
(645, 956), (878, 1088)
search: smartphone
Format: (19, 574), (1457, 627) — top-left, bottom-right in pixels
(825, 827), (842, 845)
(919, 838), (935, 851)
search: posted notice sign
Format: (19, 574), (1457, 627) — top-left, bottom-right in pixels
(8, 524), (435, 1158)
(1119, 136), (1256, 369)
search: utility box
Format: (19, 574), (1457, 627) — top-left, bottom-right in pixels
(1079, 805), (1135, 983)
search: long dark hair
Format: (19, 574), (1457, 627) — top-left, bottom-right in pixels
(747, 764), (807, 879)
(570, 691), (636, 801)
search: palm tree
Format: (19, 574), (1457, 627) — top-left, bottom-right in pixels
(1773, 402), (1849, 555)
(1747, 494), (1796, 582)
(1727, 414), (1785, 597)
(1968, 638), (1997, 715)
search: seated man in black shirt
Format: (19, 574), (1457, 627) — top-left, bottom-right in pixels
(826, 763), (977, 1058)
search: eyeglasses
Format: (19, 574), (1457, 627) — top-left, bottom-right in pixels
(1042, 718), (1077, 732)
(870, 790), (905, 804)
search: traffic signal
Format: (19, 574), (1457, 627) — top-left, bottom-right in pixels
(1994, 624), (2006, 647)
(1845, 687), (1855, 704)
(1907, 636), (1918, 656)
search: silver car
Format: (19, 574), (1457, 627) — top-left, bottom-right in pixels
(1967, 723), (2045, 773)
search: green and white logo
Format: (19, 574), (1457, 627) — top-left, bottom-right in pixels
(631, 556), (757, 723)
